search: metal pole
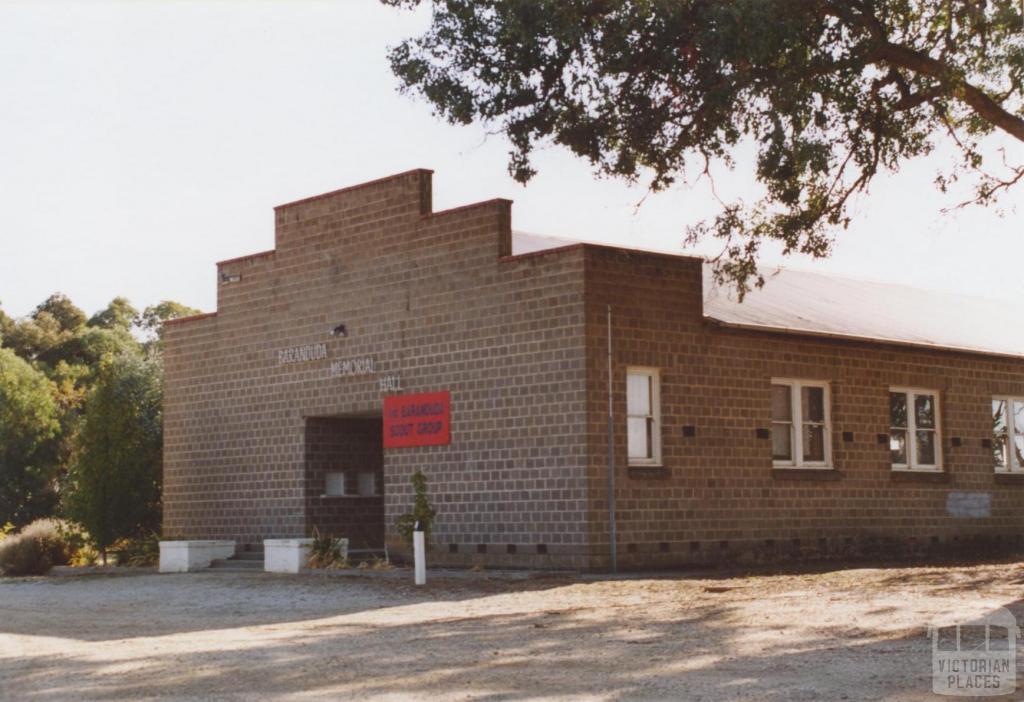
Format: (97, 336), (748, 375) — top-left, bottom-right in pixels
(413, 522), (426, 585)
(606, 305), (617, 573)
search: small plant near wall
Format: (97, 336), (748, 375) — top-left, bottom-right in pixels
(396, 469), (436, 549)
(307, 527), (348, 569)
(114, 531), (161, 567)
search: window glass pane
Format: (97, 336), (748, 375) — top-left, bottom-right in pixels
(916, 430), (936, 465)
(890, 430), (907, 464)
(628, 417), (650, 458)
(771, 385), (792, 422)
(993, 400), (1009, 468)
(801, 386), (825, 423)
(357, 471), (376, 497)
(1013, 401), (1024, 469)
(915, 394), (936, 428)
(325, 472), (345, 496)
(803, 424), (825, 462)
(890, 392), (907, 428)
(995, 433), (1009, 469)
(994, 400), (1008, 433)
(627, 373), (651, 416)
(772, 424), (792, 461)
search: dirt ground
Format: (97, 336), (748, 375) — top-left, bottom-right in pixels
(2, 560), (1022, 701)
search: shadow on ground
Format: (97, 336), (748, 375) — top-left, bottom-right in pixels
(2, 562), (1018, 701)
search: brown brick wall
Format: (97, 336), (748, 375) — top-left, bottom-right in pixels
(164, 170), (1024, 572)
(583, 246), (1024, 569)
(163, 171), (589, 566)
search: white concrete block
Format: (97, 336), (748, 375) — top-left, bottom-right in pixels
(159, 540), (236, 573)
(264, 538), (315, 573)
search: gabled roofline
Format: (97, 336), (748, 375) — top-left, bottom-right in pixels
(273, 168), (434, 211)
(216, 249), (276, 267)
(164, 311), (217, 327)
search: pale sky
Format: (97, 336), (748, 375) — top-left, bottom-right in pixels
(1, 1), (1021, 319)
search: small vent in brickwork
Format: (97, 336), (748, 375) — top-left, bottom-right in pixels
(536, 544), (547, 555)
(951, 436), (962, 447)
(476, 544), (487, 554)
(682, 425), (696, 437)
(842, 431), (854, 442)
(755, 428), (770, 440)
(506, 544), (517, 554)
(448, 543), (458, 554)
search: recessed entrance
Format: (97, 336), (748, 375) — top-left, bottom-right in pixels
(304, 416), (384, 550)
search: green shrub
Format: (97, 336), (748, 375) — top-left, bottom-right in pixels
(307, 527), (347, 569)
(396, 469), (436, 549)
(0, 519), (73, 576)
(113, 532), (160, 567)
(0, 532), (49, 575)
(22, 519), (73, 565)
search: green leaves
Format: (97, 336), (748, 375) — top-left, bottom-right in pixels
(63, 353), (163, 553)
(387, 0), (1024, 295)
(0, 349), (60, 526)
(0, 292), (194, 551)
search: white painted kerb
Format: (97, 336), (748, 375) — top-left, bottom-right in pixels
(264, 538), (314, 573)
(159, 540), (235, 573)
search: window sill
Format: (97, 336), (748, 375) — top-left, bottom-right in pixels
(771, 468), (841, 481)
(772, 463), (833, 470)
(890, 470), (949, 483)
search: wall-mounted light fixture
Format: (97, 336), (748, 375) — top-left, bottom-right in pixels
(331, 324), (347, 338)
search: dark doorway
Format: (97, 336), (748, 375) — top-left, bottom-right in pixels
(304, 416), (384, 549)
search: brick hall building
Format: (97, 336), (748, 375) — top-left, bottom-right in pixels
(163, 169), (1024, 570)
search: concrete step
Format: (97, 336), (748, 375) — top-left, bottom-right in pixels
(233, 551), (265, 561)
(209, 558), (263, 570)
(347, 549), (388, 563)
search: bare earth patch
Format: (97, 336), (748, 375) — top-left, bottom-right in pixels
(2, 561), (1022, 701)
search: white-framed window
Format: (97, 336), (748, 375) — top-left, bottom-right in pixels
(357, 470), (378, 496)
(771, 379), (832, 468)
(992, 397), (1024, 473)
(890, 388), (942, 471)
(627, 367), (661, 465)
(324, 471), (347, 497)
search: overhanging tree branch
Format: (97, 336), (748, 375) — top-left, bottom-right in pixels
(872, 41), (1024, 142)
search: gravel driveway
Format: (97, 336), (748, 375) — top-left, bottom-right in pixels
(2, 561), (1022, 701)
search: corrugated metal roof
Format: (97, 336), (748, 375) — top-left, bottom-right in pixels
(511, 231), (1024, 359)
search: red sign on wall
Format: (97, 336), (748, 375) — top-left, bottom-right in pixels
(383, 391), (451, 448)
